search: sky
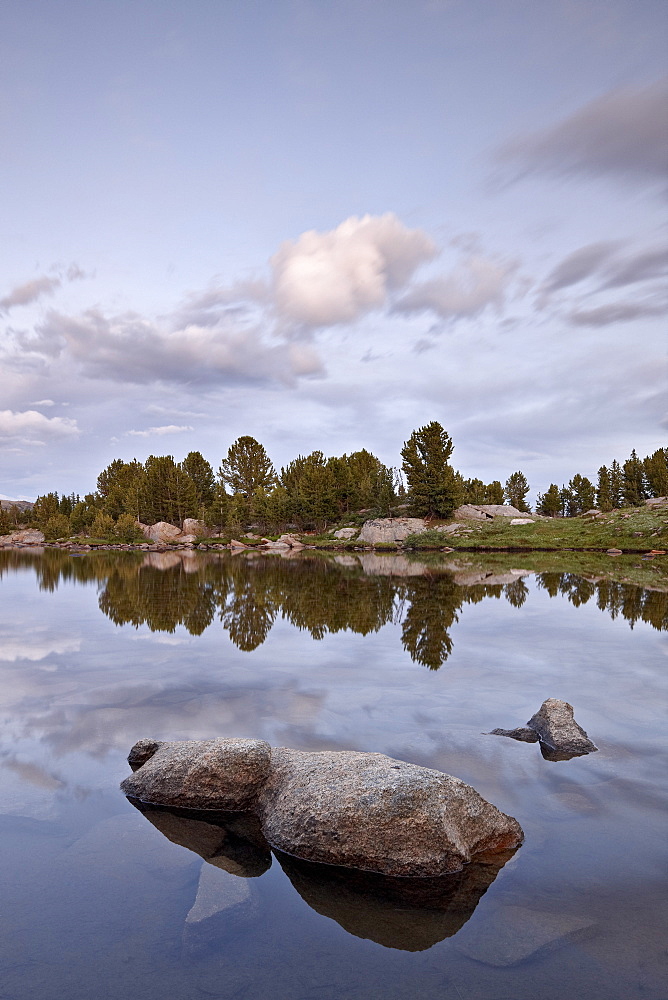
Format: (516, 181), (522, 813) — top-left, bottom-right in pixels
(1, 0), (666, 503)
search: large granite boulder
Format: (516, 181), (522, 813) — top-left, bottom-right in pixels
(140, 521), (184, 543)
(491, 698), (597, 760)
(332, 527), (358, 539)
(0, 529), (45, 544)
(453, 504), (526, 520)
(358, 518), (426, 544)
(122, 739), (523, 878)
(259, 749), (522, 877)
(121, 738), (272, 810)
(182, 518), (209, 538)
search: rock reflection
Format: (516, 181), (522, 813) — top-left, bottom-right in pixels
(0, 549), (665, 671)
(275, 847), (516, 951)
(126, 798), (516, 951)
(128, 798), (272, 877)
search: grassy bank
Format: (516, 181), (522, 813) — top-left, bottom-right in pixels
(402, 503), (667, 553)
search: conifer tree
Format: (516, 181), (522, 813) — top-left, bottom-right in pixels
(504, 471), (531, 512)
(622, 449), (647, 506)
(644, 448), (668, 498)
(484, 480), (504, 504)
(400, 422), (459, 517)
(219, 437), (276, 498)
(181, 451), (216, 507)
(536, 484), (561, 516)
(597, 466), (612, 511)
(609, 460), (623, 508)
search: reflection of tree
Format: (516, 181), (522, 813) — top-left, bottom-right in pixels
(504, 578), (529, 608)
(0, 551), (666, 669)
(401, 576), (458, 670)
(221, 578), (276, 651)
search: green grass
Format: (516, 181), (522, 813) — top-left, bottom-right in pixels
(403, 504), (668, 553)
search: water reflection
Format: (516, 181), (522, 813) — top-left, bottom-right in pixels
(0, 549), (665, 670)
(128, 798), (516, 952)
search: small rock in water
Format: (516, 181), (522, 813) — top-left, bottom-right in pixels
(183, 863), (256, 954)
(490, 698), (597, 760)
(454, 904), (595, 966)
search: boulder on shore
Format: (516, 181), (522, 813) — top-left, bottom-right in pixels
(0, 528), (45, 544)
(122, 738), (523, 878)
(358, 518), (426, 545)
(140, 521), (184, 543)
(182, 518), (209, 538)
(491, 698), (597, 760)
(453, 504), (527, 520)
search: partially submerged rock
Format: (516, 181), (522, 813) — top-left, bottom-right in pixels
(259, 748), (522, 877)
(526, 698), (598, 757)
(454, 904), (595, 966)
(121, 738), (272, 811)
(491, 698), (597, 760)
(122, 739), (523, 877)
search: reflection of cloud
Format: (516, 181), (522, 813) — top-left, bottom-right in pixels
(2, 756), (65, 790)
(0, 633), (81, 661)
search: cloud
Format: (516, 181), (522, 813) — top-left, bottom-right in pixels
(497, 78), (668, 185)
(18, 308), (323, 387)
(600, 245), (668, 290)
(29, 399), (56, 407)
(0, 409), (80, 445)
(568, 301), (666, 326)
(537, 241), (620, 303)
(0, 265), (88, 315)
(0, 276), (62, 314)
(127, 424), (194, 437)
(270, 213), (437, 327)
(394, 254), (516, 320)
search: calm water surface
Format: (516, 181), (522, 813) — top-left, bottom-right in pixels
(0, 549), (666, 1000)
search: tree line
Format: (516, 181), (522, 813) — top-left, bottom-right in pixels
(5, 421), (667, 539)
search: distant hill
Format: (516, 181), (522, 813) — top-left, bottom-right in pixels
(0, 499), (34, 511)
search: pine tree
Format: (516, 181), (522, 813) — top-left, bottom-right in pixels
(597, 466), (612, 511)
(181, 451), (216, 507)
(504, 472), (531, 512)
(609, 460), (623, 508)
(622, 449), (647, 506)
(536, 484), (561, 516)
(567, 474), (596, 514)
(643, 448), (668, 498)
(484, 480), (504, 504)
(219, 437), (276, 498)
(400, 422), (459, 518)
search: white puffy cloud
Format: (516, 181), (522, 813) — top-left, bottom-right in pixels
(394, 255), (516, 321)
(270, 213), (437, 327)
(0, 409), (80, 446)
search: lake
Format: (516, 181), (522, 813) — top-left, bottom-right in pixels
(0, 548), (666, 1000)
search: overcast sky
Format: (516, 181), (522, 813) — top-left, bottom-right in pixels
(1, 0), (666, 502)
